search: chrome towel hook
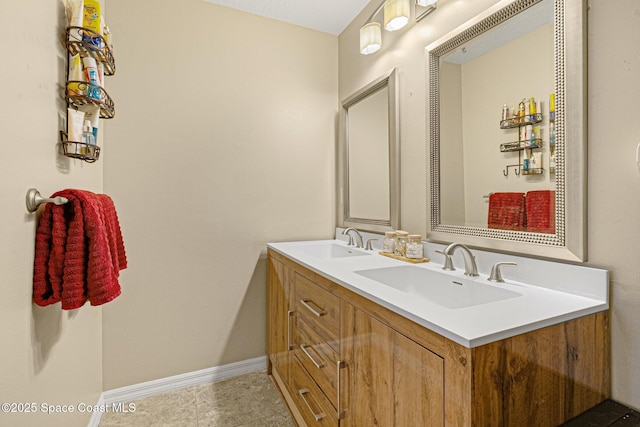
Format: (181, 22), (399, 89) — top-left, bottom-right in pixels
(26, 188), (69, 213)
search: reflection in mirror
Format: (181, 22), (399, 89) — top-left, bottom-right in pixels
(348, 86), (390, 220)
(340, 68), (400, 233)
(428, 0), (587, 261)
(440, 0), (554, 232)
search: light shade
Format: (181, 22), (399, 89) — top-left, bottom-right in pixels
(384, 0), (410, 31)
(360, 22), (382, 55)
(416, 0), (437, 6)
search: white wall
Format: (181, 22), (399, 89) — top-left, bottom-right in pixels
(102, 0), (338, 389)
(0, 1), (104, 426)
(340, 0), (640, 410)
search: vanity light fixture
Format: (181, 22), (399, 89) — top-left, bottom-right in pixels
(359, 0), (437, 55)
(360, 22), (382, 54)
(384, 0), (411, 31)
(416, 0), (437, 21)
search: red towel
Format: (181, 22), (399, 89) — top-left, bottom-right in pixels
(488, 192), (526, 231)
(526, 190), (556, 234)
(33, 189), (127, 309)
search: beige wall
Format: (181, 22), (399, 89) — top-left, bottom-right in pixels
(339, 0), (640, 410)
(102, 0), (338, 389)
(0, 1), (104, 426)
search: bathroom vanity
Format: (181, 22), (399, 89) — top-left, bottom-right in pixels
(266, 240), (609, 426)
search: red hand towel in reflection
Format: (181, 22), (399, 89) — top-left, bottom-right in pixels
(526, 190), (556, 234)
(488, 192), (526, 231)
(32, 189), (127, 309)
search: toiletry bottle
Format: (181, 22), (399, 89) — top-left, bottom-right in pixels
(534, 153), (542, 172)
(549, 93), (556, 121)
(549, 121), (556, 146)
(530, 152), (537, 170)
(501, 104), (509, 123)
(525, 124), (533, 146)
(383, 231), (396, 254)
(394, 231), (409, 257)
(406, 235), (424, 259)
(82, 120), (95, 145)
(518, 99), (526, 123)
(82, 57), (101, 100)
(529, 97), (536, 120)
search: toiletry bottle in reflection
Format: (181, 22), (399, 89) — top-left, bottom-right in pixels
(501, 104), (509, 123)
(549, 93), (556, 121)
(529, 97), (536, 120)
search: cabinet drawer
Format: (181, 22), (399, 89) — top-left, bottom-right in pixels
(295, 315), (339, 407)
(291, 358), (339, 427)
(295, 274), (340, 345)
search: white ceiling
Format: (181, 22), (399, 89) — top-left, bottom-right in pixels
(201, 0), (371, 35)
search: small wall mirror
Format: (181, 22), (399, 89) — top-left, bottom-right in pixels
(427, 0), (587, 261)
(339, 68), (400, 233)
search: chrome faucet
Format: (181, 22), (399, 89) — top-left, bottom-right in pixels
(488, 262), (517, 283)
(342, 227), (364, 248)
(442, 243), (479, 277)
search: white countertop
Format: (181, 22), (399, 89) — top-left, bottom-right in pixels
(267, 239), (609, 348)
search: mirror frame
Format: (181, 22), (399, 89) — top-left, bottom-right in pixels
(426, 0), (587, 262)
(339, 68), (401, 233)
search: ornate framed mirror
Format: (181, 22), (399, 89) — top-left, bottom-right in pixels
(427, 0), (586, 261)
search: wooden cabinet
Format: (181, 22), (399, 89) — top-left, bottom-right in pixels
(267, 249), (610, 426)
(341, 303), (444, 426)
(267, 255), (294, 386)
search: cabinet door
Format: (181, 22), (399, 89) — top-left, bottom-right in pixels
(341, 303), (445, 427)
(267, 256), (295, 385)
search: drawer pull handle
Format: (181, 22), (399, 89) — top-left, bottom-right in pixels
(337, 360), (346, 419)
(287, 310), (293, 351)
(298, 388), (326, 421)
(300, 299), (326, 317)
(300, 343), (325, 369)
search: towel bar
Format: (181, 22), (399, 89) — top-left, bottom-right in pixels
(26, 188), (69, 213)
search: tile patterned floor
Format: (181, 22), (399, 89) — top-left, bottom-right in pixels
(99, 371), (295, 427)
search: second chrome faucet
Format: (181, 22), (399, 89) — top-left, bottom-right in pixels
(342, 227), (364, 248)
(438, 243), (479, 277)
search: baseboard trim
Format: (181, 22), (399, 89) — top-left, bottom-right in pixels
(87, 355), (267, 427)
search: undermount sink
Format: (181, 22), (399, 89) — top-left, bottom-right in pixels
(298, 243), (371, 259)
(355, 265), (522, 309)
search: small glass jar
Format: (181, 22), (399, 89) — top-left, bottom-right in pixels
(394, 231), (409, 257)
(406, 235), (424, 259)
(382, 231), (396, 254)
